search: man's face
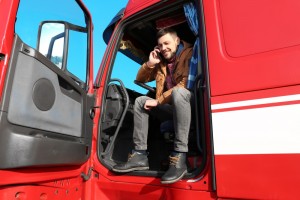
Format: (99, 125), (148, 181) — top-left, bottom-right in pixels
(157, 33), (179, 61)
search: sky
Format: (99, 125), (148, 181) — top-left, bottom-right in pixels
(15, 0), (148, 93)
(82, 0), (129, 77)
(82, 0), (152, 93)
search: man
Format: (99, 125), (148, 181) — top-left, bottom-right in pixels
(112, 28), (193, 184)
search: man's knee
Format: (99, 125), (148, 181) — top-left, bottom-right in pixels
(172, 87), (191, 103)
(135, 96), (147, 104)
(134, 96), (149, 110)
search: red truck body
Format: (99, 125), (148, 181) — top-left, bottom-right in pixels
(1, 0), (300, 199)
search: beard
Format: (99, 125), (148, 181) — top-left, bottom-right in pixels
(164, 51), (176, 61)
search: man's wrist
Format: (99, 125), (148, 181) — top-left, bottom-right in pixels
(146, 61), (155, 68)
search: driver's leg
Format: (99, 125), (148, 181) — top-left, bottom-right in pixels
(133, 96), (173, 150)
(112, 96), (152, 172)
(133, 96), (152, 151)
(161, 87), (192, 184)
(112, 95), (173, 173)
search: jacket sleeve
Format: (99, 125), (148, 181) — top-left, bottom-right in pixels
(157, 48), (192, 104)
(136, 62), (157, 83)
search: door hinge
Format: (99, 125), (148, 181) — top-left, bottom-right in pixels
(81, 167), (93, 181)
(90, 106), (100, 119)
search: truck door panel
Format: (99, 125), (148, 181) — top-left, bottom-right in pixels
(0, 35), (93, 169)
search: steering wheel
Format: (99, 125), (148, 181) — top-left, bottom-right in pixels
(134, 80), (156, 93)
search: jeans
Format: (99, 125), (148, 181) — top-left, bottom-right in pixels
(133, 87), (192, 152)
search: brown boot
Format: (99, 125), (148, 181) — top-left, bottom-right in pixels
(161, 152), (187, 184)
(112, 151), (149, 173)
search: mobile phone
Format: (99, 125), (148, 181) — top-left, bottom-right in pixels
(154, 46), (163, 60)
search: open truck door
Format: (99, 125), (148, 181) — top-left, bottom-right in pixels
(0, 0), (94, 199)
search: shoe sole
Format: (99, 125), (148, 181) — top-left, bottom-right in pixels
(160, 169), (187, 184)
(112, 166), (149, 173)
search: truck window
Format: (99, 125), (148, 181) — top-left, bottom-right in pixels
(15, 0), (88, 84)
(111, 48), (154, 94)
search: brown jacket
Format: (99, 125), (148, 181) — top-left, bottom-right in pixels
(136, 41), (193, 104)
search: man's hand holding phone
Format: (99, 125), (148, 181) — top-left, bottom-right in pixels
(147, 46), (162, 68)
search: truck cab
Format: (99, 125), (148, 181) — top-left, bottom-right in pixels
(1, 0), (300, 199)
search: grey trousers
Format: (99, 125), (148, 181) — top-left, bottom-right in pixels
(133, 87), (192, 152)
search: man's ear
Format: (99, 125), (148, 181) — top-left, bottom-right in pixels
(175, 36), (180, 46)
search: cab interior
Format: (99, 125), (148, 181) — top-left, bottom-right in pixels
(98, 1), (206, 178)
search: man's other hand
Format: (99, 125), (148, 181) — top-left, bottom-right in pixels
(144, 99), (159, 110)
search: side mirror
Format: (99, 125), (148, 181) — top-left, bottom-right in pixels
(37, 21), (88, 84)
(37, 22), (65, 69)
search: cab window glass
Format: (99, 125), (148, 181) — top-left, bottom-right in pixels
(110, 39), (155, 94)
(67, 29), (88, 81)
(15, 0), (87, 83)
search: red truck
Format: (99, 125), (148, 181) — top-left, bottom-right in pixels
(1, 0), (300, 199)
